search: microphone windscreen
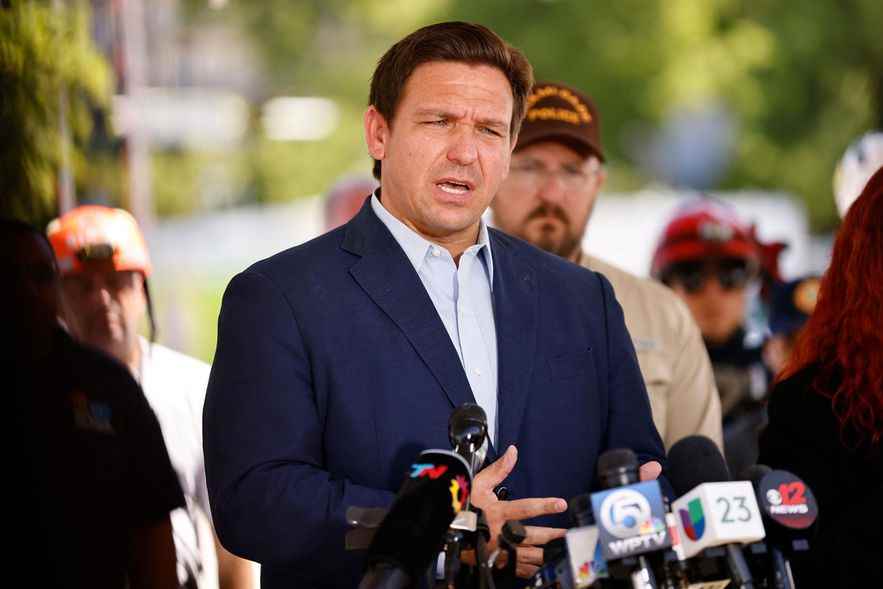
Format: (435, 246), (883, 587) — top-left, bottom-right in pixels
(597, 448), (637, 474)
(365, 450), (471, 579)
(543, 537), (567, 564)
(449, 403), (487, 443)
(668, 435), (731, 496)
(740, 464), (772, 484)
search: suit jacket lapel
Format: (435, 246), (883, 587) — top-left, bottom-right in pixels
(490, 229), (538, 453)
(343, 199), (476, 412)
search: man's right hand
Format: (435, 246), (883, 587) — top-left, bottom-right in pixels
(470, 445), (568, 578)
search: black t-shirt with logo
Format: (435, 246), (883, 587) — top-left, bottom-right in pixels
(14, 328), (185, 588)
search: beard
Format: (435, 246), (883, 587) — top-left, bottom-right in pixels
(520, 204), (581, 260)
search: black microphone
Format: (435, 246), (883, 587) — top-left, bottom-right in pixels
(436, 403), (490, 588)
(449, 402), (489, 477)
(530, 537), (574, 588)
(591, 448), (671, 589)
(668, 436), (764, 589)
(740, 465), (818, 589)
(359, 449), (473, 589)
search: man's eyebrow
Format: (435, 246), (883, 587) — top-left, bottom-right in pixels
(413, 108), (455, 118)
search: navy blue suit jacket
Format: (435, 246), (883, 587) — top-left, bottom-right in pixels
(203, 199), (665, 588)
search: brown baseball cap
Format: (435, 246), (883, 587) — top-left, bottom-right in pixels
(516, 81), (605, 161)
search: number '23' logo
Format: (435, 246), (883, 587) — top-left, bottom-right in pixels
(716, 496), (752, 523)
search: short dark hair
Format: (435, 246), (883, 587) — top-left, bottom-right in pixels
(368, 21), (533, 180)
(0, 217), (58, 273)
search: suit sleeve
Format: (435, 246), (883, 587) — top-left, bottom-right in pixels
(664, 296), (723, 451)
(203, 269), (395, 565)
(596, 273), (669, 476)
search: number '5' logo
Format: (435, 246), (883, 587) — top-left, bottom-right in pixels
(716, 496), (752, 523)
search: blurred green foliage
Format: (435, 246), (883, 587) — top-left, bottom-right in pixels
(174, 0), (881, 231)
(441, 0), (882, 230)
(0, 0), (112, 227)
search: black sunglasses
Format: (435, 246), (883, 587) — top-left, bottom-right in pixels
(664, 260), (752, 294)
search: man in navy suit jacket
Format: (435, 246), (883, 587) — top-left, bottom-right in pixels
(203, 22), (665, 588)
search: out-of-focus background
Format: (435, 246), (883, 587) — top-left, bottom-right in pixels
(3, 0), (882, 363)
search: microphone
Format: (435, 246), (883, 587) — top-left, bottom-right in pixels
(437, 403), (490, 588)
(359, 449), (472, 589)
(531, 538), (573, 589)
(591, 448), (671, 589)
(565, 526), (607, 588)
(741, 465), (818, 589)
(668, 436), (765, 589)
(449, 402), (489, 478)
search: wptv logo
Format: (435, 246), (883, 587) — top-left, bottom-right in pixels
(591, 482), (671, 559)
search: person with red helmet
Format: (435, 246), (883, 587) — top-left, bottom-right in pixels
(651, 197), (769, 475)
(47, 206), (254, 589)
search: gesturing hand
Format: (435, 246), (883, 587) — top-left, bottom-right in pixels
(470, 445), (568, 578)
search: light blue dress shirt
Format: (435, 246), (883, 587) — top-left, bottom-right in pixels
(371, 194), (499, 444)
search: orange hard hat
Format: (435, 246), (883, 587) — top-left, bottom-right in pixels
(46, 205), (152, 277)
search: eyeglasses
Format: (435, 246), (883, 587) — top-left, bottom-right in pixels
(508, 159), (598, 191)
(664, 260), (752, 294)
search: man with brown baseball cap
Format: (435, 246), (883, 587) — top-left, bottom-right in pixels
(491, 81), (722, 450)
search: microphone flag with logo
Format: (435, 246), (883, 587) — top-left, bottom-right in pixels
(360, 449), (471, 589)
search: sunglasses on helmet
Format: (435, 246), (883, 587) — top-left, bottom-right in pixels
(663, 259), (753, 294)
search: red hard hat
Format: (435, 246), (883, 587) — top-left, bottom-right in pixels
(46, 205), (152, 277)
(651, 198), (759, 279)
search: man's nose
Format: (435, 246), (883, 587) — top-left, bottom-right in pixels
(537, 171), (568, 205)
(447, 127), (479, 166)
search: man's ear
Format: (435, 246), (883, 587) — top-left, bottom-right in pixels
(364, 106), (390, 161)
(595, 166), (608, 191)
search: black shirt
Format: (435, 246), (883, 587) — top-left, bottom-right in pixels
(15, 328), (185, 589)
(758, 365), (883, 588)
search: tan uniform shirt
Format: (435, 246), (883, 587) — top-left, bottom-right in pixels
(582, 253), (723, 451)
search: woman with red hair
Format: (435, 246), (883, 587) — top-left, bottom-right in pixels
(759, 167), (883, 586)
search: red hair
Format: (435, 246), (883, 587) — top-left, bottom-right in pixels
(781, 167), (883, 446)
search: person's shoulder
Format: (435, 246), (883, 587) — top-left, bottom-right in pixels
(143, 339), (209, 375)
(141, 339), (210, 397)
(246, 225), (348, 285)
(491, 229), (598, 286)
(584, 255), (696, 326)
(767, 365), (834, 423)
(63, 330), (140, 395)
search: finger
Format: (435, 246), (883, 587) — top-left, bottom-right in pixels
(522, 525), (567, 546)
(474, 445), (518, 491)
(516, 545), (544, 567)
(498, 497), (567, 521)
(516, 563), (539, 579)
(639, 460), (662, 481)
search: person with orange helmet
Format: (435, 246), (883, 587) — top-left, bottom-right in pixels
(47, 206), (253, 589)
(651, 197), (768, 475)
(5, 217), (183, 589)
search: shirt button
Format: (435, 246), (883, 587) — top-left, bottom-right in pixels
(474, 368), (482, 376)
(431, 248), (440, 257)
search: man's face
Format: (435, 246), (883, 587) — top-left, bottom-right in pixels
(60, 262), (145, 362)
(666, 258), (751, 345)
(0, 231), (61, 333)
(491, 141), (604, 261)
(364, 61), (515, 243)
